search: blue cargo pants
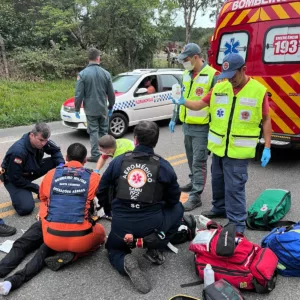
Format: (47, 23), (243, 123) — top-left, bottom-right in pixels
(211, 154), (248, 233)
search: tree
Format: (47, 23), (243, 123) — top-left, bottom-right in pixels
(209, 0), (225, 22)
(175, 0), (203, 44)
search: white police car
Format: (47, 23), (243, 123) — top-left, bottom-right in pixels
(60, 69), (183, 138)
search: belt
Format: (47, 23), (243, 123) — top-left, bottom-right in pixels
(47, 227), (93, 237)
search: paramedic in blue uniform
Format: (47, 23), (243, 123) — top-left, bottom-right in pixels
(97, 120), (184, 294)
(1, 123), (65, 216)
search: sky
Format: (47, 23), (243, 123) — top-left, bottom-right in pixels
(175, 10), (216, 28)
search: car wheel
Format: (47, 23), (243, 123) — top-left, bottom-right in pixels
(109, 113), (128, 138)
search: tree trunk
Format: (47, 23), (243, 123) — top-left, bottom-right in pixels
(185, 26), (191, 44)
(0, 34), (9, 78)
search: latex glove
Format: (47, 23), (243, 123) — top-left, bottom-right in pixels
(169, 120), (176, 133)
(58, 163), (64, 167)
(108, 109), (113, 117)
(261, 147), (271, 167)
(94, 169), (100, 174)
(75, 112), (80, 119)
(170, 95), (186, 105)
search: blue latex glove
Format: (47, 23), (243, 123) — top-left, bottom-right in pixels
(108, 109), (113, 117)
(58, 163), (64, 167)
(169, 120), (176, 133)
(94, 169), (100, 174)
(75, 112), (80, 119)
(261, 147), (271, 167)
(170, 95), (186, 105)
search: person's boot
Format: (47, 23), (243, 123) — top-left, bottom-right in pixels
(45, 252), (75, 271)
(124, 254), (151, 294)
(143, 249), (165, 265)
(183, 194), (202, 212)
(87, 156), (100, 163)
(0, 224), (16, 237)
(201, 210), (227, 219)
(180, 182), (193, 192)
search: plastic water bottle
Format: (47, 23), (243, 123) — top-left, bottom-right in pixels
(172, 83), (181, 104)
(204, 264), (215, 288)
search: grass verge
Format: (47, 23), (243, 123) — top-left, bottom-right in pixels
(0, 80), (75, 128)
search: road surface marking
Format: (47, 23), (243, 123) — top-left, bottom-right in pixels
(0, 153), (188, 218)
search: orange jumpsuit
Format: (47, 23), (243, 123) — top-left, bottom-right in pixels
(39, 161), (106, 253)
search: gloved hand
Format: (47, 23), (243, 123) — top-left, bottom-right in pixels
(75, 112), (80, 119)
(124, 231), (165, 249)
(169, 94), (186, 105)
(58, 163), (64, 167)
(94, 169), (100, 174)
(261, 147), (271, 167)
(169, 120), (176, 133)
(108, 109), (113, 118)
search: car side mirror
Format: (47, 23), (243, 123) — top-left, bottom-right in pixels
(135, 88), (148, 95)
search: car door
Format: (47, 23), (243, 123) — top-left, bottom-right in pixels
(132, 75), (159, 122)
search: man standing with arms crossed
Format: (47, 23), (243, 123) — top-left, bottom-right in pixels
(75, 48), (116, 162)
(169, 43), (218, 211)
(173, 53), (272, 233)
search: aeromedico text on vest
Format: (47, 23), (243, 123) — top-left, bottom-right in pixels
(208, 78), (266, 159)
(180, 65), (216, 124)
(116, 152), (163, 206)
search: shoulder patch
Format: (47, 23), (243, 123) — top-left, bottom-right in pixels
(14, 157), (22, 164)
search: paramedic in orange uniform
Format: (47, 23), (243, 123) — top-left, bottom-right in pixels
(39, 142), (106, 254)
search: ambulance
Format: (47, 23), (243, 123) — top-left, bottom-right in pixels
(208, 0), (300, 150)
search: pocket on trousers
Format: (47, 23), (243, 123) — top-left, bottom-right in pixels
(232, 165), (248, 188)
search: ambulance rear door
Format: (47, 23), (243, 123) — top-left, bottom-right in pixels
(252, 1), (300, 143)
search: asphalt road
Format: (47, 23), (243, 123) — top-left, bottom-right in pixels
(0, 121), (300, 300)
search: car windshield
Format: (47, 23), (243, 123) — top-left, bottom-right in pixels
(112, 75), (140, 93)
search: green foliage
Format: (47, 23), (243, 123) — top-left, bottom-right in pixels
(10, 48), (127, 80)
(0, 80), (75, 128)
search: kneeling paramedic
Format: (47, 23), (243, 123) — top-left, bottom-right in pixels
(97, 121), (184, 294)
(173, 53), (272, 233)
(1, 123), (65, 216)
(0, 143), (106, 295)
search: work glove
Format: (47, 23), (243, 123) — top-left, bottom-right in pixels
(75, 112), (80, 119)
(108, 109), (113, 117)
(261, 147), (271, 167)
(169, 120), (176, 133)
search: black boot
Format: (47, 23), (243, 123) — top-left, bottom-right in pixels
(44, 252), (75, 271)
(201, 210), (227, 219)
(0, 224), (16, 237)
(183, 194), (202, 211)
(124, 254), (151, 294)
(180, 182), (193, 192)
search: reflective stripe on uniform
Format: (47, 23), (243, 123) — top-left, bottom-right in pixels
(187, 110), (208, 118)
(208, 133), (222, 145)
(233, 138), (258, 148)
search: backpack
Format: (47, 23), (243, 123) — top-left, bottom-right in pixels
(246, 189), (292, 230)
(261, 222), (300, 277)
(189, 222), (278, 294)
